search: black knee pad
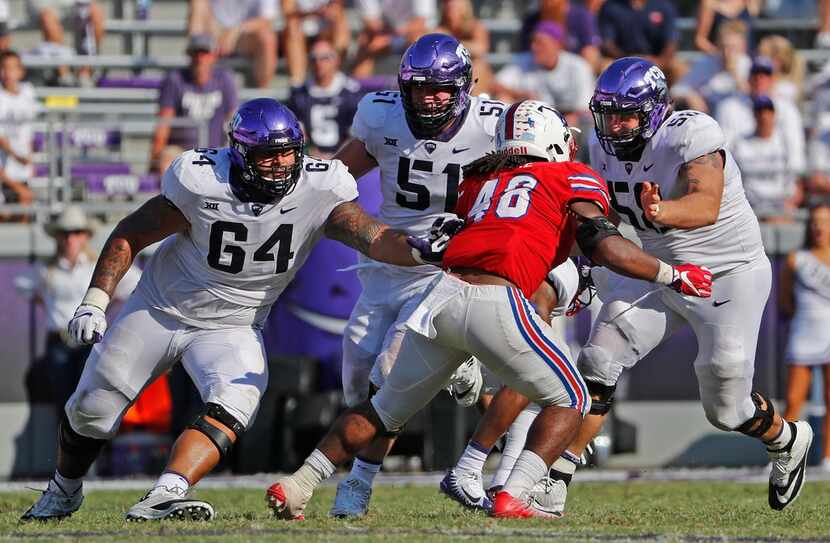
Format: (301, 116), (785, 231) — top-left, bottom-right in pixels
(735, 391), (775, 438)
(586, 381), (616, 416)
(188, 403), (245, 459)
(59, 413), (106, 459)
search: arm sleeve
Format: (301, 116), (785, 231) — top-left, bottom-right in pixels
(566, 164), (611, 215)
(160, 154), (199, 223)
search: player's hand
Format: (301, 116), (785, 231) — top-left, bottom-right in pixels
(669, 264), (713, 297)
(407, 215), (465, 265)
(640, 182), (662, 223)
(68, 304), (107, 344)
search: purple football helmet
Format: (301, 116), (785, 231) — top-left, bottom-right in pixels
(589, 57), (671, 156)
(398, 33), (473, 137)
(228, 98), (304, 202)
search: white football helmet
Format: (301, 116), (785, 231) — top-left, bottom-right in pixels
(495, 100), (578, 163)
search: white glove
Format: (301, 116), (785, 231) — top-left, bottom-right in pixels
(68, 303), (107, 344)
(446, 357), (484, 407)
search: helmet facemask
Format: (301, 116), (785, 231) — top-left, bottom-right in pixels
(231, 138), (303, 201)
(400, 80), (464, 137)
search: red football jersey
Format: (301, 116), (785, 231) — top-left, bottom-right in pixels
(443, 161), (610, 298)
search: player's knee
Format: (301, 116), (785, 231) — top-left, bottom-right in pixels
(578, 343), (624, 388)
(188, 403), (246, 459)
(65, 388), (129, 440)
(368, 395), (404, 437)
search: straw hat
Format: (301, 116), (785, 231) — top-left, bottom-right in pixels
(45, 205), (95, 237)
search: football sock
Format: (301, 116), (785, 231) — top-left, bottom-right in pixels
(765, 420), (794, 452)
(154, 471), (190, 495)
(456, 441), (490, 474)
(294, 449), (336, 494)
(351, 457), (382, 486)
(51, 470), (82, 496)
(549, 451), (579, 485)
(503, 449), (548, 497)
(491, 404), (540, 488)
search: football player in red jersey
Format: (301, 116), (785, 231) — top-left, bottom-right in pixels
(266, 100), (712, 520)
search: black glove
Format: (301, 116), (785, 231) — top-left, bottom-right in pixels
(407, 215), (465, 265)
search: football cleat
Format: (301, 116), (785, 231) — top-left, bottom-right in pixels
(330, 476), (372, 518)
(440, 468), (492, 511)
(20, 480), (83, 521)
(491, 490), (563, 519)
(125, 485), (214, 521)
(266, 477), (309, 520)
(529, 476), (567, 516)
(768, 420), (813, 511)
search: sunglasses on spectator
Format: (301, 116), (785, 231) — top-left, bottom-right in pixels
(311, 52), (337, 61)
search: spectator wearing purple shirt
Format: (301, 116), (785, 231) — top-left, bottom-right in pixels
(519, 0), (601, 70)
(597, 0), (678, 75)
(150, 34), (239, 173)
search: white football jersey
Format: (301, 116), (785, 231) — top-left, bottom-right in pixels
(588, 110), (765, 274)
(351, 92), (503, 237)
(137, 148), (358, 329)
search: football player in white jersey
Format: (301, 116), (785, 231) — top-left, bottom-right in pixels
(545, 57), (813, 515)
(21, 98), (435, 522)
(327, 33), (506, 517)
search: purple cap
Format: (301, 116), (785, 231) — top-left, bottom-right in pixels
(750, 56), (774, 75)
(534, 21), (565, 43)
(752, 95), (775, 111)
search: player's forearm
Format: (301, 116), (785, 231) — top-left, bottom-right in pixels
(325, 201), (418, 266)
(593, 236), (660, 284)
(655, 193), (720, 228)
(89, 232), (136, 297)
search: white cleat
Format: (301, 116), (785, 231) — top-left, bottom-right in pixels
(529, 476), (567, 516)
(446, 357), (484, 407)
(266, 477), (311, 520)
(20, 481), (83, 521)
(330, 475), (373, 518)
(440, 468), (492, 511)
(768, 420), (814, 511)
(125, 485), (214, 521)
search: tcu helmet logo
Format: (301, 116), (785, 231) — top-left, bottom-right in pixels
(455, 43), (471, 66)
(643, 65), (666, 91)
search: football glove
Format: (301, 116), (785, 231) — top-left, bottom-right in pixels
(407, 215), (465, 265)
(446, 357), (484, 407)
(68, 303), (107, 344)
(668, 263), (712, 297)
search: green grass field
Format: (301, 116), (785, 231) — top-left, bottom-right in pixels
(2, 481), (829, 542)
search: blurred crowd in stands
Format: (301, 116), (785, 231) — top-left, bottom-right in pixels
(6, 0), (830, 474)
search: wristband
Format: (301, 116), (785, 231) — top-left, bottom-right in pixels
(654, 260), (674, 285)
(82, 287), (111, 311)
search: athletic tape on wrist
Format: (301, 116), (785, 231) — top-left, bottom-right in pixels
(82, 287), (110, 311)
(654, 261), (674, 285)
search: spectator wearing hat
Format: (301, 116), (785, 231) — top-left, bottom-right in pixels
(716, 55), (805, 178)
(187, 0), (277, 88)
(492, 21), (592, 126)
(732, 96), (802, 221)
(0, 50), (38, 219)
(518, 0), (601, 71)
(14, 206), (141, 419)
(150, 34), (239, 174)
